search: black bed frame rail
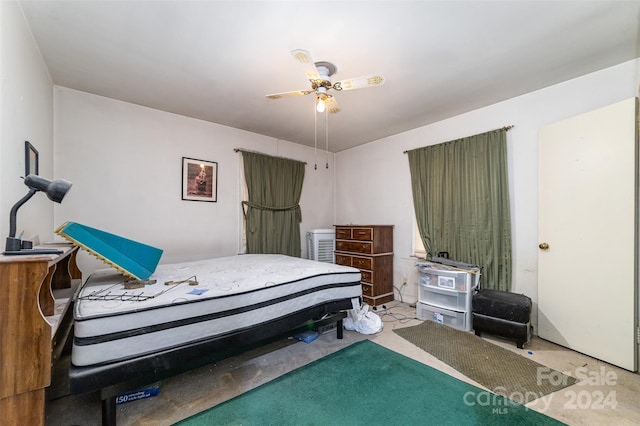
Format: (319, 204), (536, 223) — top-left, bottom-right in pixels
(70, 301), (351, 426)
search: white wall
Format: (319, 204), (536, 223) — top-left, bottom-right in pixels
(0, 1), (55, 244)
(5, 0), (639, 331)
(335, 59), (640, 329)
(53, 87), (335, 276)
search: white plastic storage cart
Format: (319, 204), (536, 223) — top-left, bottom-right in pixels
(415, 259), (480, 331)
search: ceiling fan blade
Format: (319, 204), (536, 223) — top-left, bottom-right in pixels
(291, 49), (321, 81)
(266, 89), (314, 99)
(325, 96), (340, 114)
(334, 73), (385, 91)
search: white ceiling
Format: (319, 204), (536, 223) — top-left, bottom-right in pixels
(19, 1), (640, 152)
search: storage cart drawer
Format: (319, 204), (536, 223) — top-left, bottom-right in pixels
(417, 302), (469, 331)
(418, 284), (471, 311)
(417, 268), (473, 292)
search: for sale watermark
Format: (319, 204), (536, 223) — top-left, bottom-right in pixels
(462, 365), (619, 415)
(463, 387), (553, 415)
(537, 366), (618, 410)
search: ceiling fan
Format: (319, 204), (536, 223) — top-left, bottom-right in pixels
(266, 49), (385, 114)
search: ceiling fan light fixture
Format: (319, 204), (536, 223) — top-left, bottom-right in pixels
(316, 88), (328, 113)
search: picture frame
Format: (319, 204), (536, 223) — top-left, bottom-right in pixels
(182, 157), (218, 202)
(25, 141), (39, 176)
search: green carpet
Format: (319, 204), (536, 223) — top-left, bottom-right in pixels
(176, 340), (564, 426)
(394, 320), (577, 404)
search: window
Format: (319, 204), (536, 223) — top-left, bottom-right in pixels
(413, 221), (426, 259)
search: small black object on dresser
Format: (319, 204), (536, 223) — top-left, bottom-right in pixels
(472, 289), (532, 349)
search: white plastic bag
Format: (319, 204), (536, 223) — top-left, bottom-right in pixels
(344, 300), (383, 334)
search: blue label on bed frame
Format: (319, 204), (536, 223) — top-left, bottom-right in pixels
(115, 385), (160, 404)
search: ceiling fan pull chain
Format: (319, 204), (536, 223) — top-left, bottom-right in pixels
(314, 101), (318, 170)
(325, 110), (329, 169)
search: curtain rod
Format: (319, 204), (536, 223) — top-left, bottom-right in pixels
(402, 125), (514, 154)
(234, 148), (307, 164)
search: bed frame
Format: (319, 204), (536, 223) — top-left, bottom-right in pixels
(69, 299), (352, 426)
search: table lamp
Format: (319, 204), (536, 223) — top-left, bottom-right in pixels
(4, 174), (73, 255)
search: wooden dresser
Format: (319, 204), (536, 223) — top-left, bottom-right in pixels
(334, 225), (393, 307)
(0, 244), (81, 425)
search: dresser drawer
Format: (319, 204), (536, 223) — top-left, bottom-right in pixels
(336, 254), (374, 282)
(336, 254), (375, 285)
(352, 227), (373, 241)
(335, 254), (352, 266)
(335, 227), (352, 240)
(335, 240), (350, 252)
(351, 256), (372, 270)
(361, 283), (374, 297)
(336, 240), (373, 254)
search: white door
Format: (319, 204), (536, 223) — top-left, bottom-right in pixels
(538, 97), (638, 371)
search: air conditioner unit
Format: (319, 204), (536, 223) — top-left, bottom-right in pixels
(306, 229), (335, 263)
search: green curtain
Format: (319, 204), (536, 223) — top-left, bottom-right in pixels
(407, 129), (512, 291)
(241, 151), (305, 257)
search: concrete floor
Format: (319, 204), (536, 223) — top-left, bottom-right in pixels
(46, 301), (640, 425)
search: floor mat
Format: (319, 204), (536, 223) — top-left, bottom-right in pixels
(394, 320), (577, 404)
(175, 340), (565, 425)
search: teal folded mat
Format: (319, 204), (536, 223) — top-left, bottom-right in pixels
(55, 221), (163, 280)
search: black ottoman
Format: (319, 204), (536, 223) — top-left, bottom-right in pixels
(472, 289), (532, 349)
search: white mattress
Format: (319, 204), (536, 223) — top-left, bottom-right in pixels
(73, 254), (362, 367)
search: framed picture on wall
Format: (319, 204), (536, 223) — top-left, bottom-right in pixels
(25, 141), (39, 176)
(182, 157), (218, 202)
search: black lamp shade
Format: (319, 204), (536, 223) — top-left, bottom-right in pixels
(24, 174), (72, 203)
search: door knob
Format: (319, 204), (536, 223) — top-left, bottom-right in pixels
(539, 242), (549, 250)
